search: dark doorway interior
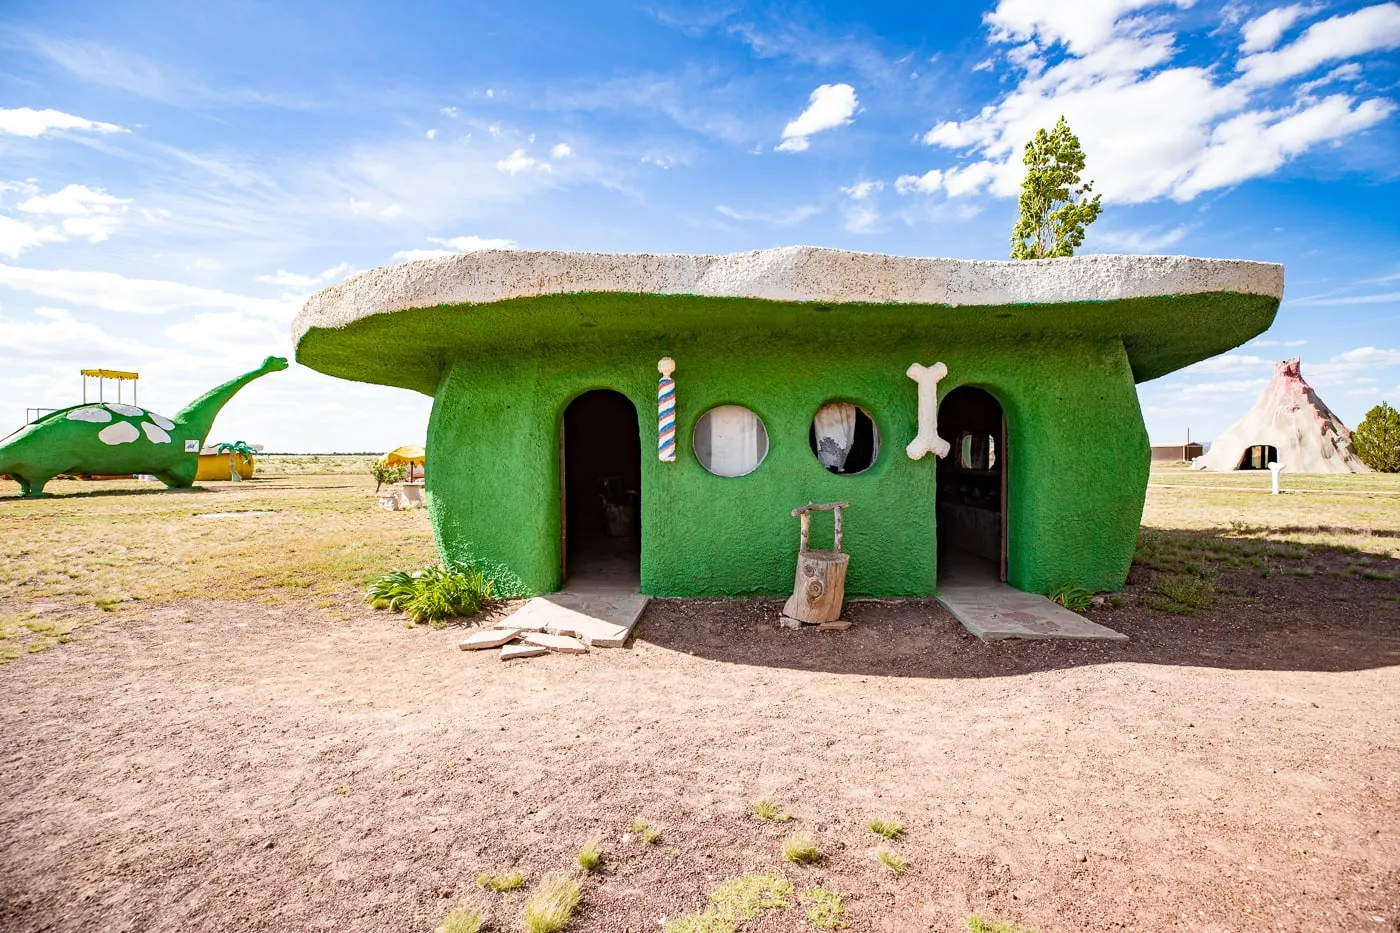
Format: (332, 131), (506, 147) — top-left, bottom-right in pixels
(937, 387), (1007, 584)
(562, 390), (641, 589)
(1237, 444), (1279, 470)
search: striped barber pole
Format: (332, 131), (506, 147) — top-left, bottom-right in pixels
(657, 357), (677, 462)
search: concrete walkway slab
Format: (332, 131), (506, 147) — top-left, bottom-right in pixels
(937, 582), (1127, 642)
(502, 591), (649, 648)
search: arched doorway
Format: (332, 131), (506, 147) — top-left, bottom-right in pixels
(936, 387), (1007, 584)
(1237, 444), (1279, 470)
(562, 390), (641, 589)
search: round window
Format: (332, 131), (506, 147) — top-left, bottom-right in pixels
(693, 405), (769, 477)
(809, 403), (880, 475)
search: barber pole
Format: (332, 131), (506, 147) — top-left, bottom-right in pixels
(657, 357), (677, 462)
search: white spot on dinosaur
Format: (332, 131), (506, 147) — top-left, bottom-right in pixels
(67, 407), (112, 423)
(148, 413), (175, 431)
(107, 403), (143, 417)
(98, 421), (140, 445)
(142, 421), (171, 444)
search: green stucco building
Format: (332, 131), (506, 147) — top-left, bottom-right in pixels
(293, 247), (1283, 598)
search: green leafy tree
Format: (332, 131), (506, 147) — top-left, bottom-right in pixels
(1352, 401), (1400, 472)
(371, 460), (407, 492)
(1011, 116), (1102, 259)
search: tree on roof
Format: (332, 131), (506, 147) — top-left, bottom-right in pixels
(1011, 116), (1102, 260)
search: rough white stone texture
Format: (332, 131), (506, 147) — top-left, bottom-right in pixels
(293, 247), (1285, 342)
(141, 421), (172, 444)
(500, 643), (549, 661)
(106, 403), (143, 417)
(520, 631), (590, 654)
(458, 627), (522, 650)
(67, 407), (112, 423)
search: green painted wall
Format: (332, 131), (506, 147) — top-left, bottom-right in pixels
(299, 292), (1279, 597)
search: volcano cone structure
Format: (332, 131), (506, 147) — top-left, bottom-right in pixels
(1195, 358), (1368, 473)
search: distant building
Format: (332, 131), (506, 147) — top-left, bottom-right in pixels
(1150, 441), (1204, 462)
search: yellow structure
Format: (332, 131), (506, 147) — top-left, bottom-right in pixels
(380, 444), (425, 480)
(81, 369), (139, 405)
(196, 452), (256, 481)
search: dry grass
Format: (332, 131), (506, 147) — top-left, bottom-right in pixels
(781, 832), (821, 864)
(866, 818), (903, 840)
(437, 903), (487, 933)
(255, 454), (380, 475)
(576, 839), (602, 872)
(663, 873), (794, 933)
(0, 474), (435, 617)
(802, 886), (850, 931)
(750, 799), (792, 822)
(875, 849), (908, 875)
(632, 816), (661, 844)
(476, 870), (526, 892)
(522, 874), (581, 933)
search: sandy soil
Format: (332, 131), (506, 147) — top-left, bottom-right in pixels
(1, 575), (1398, 933)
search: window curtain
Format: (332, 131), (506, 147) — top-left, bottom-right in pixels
(813, 402), (857, 471)
(698, 406), (767, 477)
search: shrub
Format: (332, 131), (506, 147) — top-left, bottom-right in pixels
(522, 875), (581, 933)
(867, 818), (903, 840)
(781, 832), (820, 864)
(437, 904), (486, 933)
(371, 461), (407, 492)
(366, 565), (494, 627)
(631, 816), (661, 844)
(577, 839), (602, 872)
(967, 913), (1035, 933)
(751, 799), (791, 822)
(1352, 401), (1400, 472)
(476, 870), (525, 892)
(663, 873), (794, 931)
(875, 849), (907, 875)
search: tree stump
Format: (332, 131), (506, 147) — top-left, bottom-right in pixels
(781, 502), (850, 626)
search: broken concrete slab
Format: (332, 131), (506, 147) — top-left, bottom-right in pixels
(500, 643), (549, 661)
(520, 631), (590, 654)
(817, 620), (851, 632)
(500, 592), (648, 647)
(937, 582), (1127, 642)
(458, 628), (522, 650)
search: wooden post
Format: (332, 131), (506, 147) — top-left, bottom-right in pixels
(782, 502), (851, 626)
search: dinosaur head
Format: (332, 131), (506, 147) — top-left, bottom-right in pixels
(263, 356), (291, 373)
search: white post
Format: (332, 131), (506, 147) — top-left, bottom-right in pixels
(1268, 461), (1285, 495)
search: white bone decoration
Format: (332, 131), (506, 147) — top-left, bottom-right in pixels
(905, 362), (951, 460)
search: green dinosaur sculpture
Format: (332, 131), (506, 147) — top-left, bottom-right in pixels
(0, 356), (289, 497)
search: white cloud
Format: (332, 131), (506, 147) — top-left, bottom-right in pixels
(984, 0), (1194, 55)
(496, 149), (551, 175)
(0, 107), (125, 138)
(0, 307), (146, 363)
(714, 203), (822, 224)
(164, 311), (285, 352)
(840, 179), (884, 199)
(908, 2), (1399, 205)
(0, 265), (292, 317)
(391, 235), (519, 261)
(440, 106), (459, 118)
(776, 83), (859, 153)
(1239, 4), (1320, 53)
(1094, 224), (1191, 252)
(550, 142), (573, 159)
(1182, 353), (1273, 375)
(841, 202), (880, 234)
(255, 264), (352, 288)
(16, 183), (132, 243)
(1247, 338), (1308, 347)
(1290, 290), (1400, 306)
(0, 215), (64, 258)
(425, 128), (438, 140)
(1238, 3), (1400, 85)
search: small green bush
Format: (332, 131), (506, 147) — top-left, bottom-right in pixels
(802, 887), (850, 930)
(437, 904), (486, 933)
(476, 870), (525, 892)
(632, 816), (661, 844)
(875, 849), (907, 875)
(663, 873), (794, 930)
(1049, 581), (1094, 611)
(522, 875), (581, 933)
(966, 913), (1035, 933)
(577, 839), (602, 872)
(366, 565), (494, 627)
(866, 818), (903, 840)
(751, 799), (791, 822)
(371, 461), (407, 492)
(781, 831), (820, 864)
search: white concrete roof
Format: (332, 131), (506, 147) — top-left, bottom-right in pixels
(293, 246), (1284, 342)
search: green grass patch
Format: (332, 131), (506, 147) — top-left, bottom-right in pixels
(751, 799), (792, 822)
(1048, 582), (1093, 611)
(664, 872), (795, 932)
(1362, 569), (1396, 581)
(577, 839), (602, 872)
(966, 913), (1035, 933)
(802, 887), (849, 931)
(366, 564), (494, 627)
(875, 849), (907, 875)
(436, 904), (487, 933)
(781, 832), (821, 864)
(1145, 572), (1216, 615)
(632, 816), (661, 845)
(522, 874), (580, 933)
(866, 818), (903, 840)
(477, 870), (525, 892)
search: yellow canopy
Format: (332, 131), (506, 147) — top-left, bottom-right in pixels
(379, 445), (425, 467)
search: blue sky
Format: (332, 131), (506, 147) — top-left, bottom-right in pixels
(1, 0), (1398, 452)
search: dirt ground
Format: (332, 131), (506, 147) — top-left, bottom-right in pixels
(2, 570), (1398, 932)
